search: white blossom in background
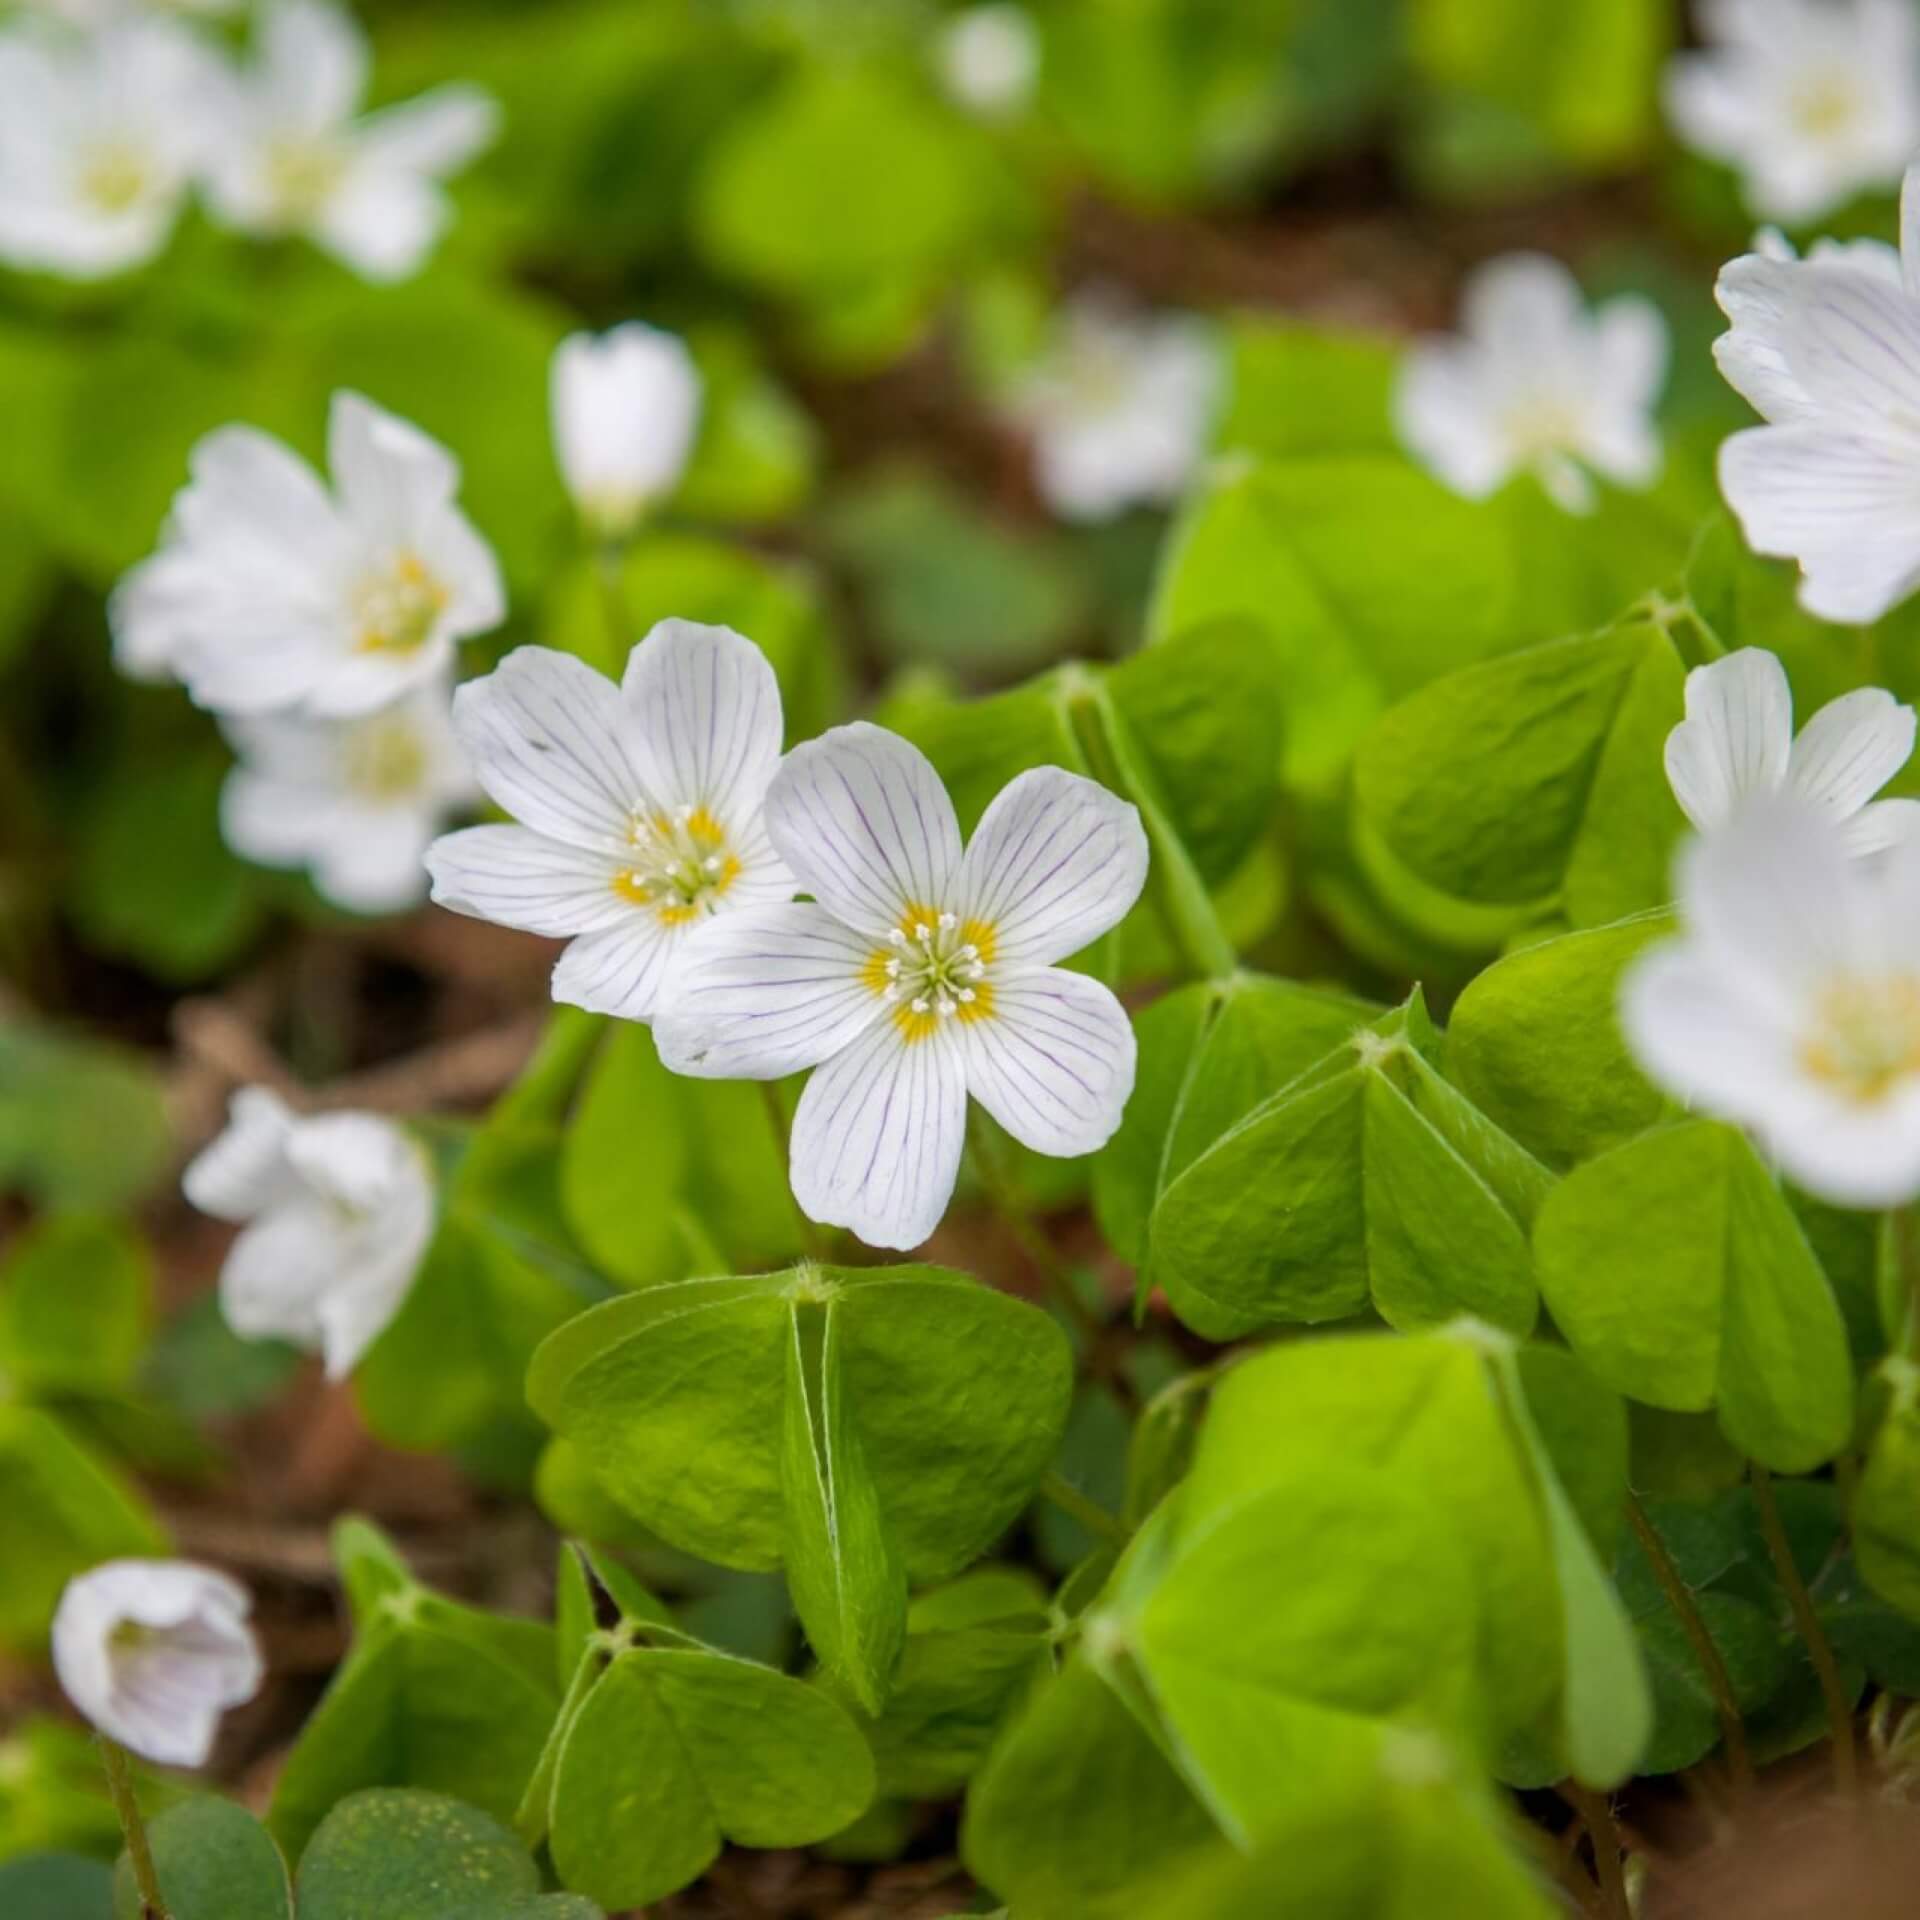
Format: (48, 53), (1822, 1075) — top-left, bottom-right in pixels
(1394, 253), (1668, 515)
(53, 1560), (263, 1768)
(936, 4), (1040, 118)
(1013, 293), (1219, 522)
(1752, 223), (1901, 277)
(23, 0), (241, 22)
(1713, 164), (1920, 624)
(1624, 796), (1920, 1205)
(1664, 0), (1920, 224)
(550, 324), (702, 543)
(220, 677), (478, 913)
(183, 1087), (435, 1376)
(654, 725), (1148, 1251)
(202, 0), (497, 283)
(0, 18), (225, 281)
(1665, 648), (1920, 852)
(425, 621), (796, 1023)
(112, 389), (503, 717)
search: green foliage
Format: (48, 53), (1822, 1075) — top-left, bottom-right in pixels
(0, 1855), (114, 1920)
(0, 1022), (172, 1214)
(113, 1799), (290, 1920)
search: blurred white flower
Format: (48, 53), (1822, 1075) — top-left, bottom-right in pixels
(1013, 293), (1219, 522)
(23, 0), (241, 22)
(220, 676), (478, 913)
(53, 1560), (263, 1769)
(0, 17), (225, 280)
(112, 389), (503, 718)
(184, 1086), (435, 1377)
(202, 0), (497, 282)
(1665, 0), (1920, 224)
(936, 4), (1039, 118)
(1666, 648), (1920, 852)
(425, 621), (796, 1023)
(1714, 164), (1920, 623)
(1624, 795), (1920, 1206)
(1752, 223), (1901, 277)
(655, 725), (1147, 1251)
(550, 324), (702, 543)
(1394, 253), (1667, 515)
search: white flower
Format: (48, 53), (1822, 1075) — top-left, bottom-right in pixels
(654, 725), (1148, 1251)
(1013, 293), (1219, 522)
(1666, 648), (1920, 853)
(201, 0), (497, 283)
(1713, 164), (1920, 624)
(1752, 223), (1902, 277)
(220, 676), (478, 913)
(183, 1087), (435, 1377)
(1664, 0), (1920, 224)
(52, 1560), (263, 1769)
(424, 622), (796, 1023)
(550, 324), (702, 542)
(23, 0), (240, 22)
(936, 4), (1039, 118)
(1393, 253), (1667, 515)
(0, 18), (224, 281)
(1624, 794), (1920, 1206)
(111, 390), (503, 718)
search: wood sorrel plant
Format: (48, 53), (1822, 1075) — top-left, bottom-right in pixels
(10, 3), (1920, 1918)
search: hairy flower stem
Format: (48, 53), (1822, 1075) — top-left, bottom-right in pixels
(1562, 1782), (1630, 1920)
(1749, 1461), (1857, 1797)
(1040, 1469), (1125, 1546)
(1624, 1492), (1753, 1794)
(594, 540), (631, 657)
(97, 1735), (169, 1920)
(758, 1080), (828, 1262)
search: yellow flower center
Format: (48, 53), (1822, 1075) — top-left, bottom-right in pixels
(611, 804), (741, 925)
(863, 902), (998, 1044)
(1792, 73), (1862, 139)
(352, 553), (448, 656)
(341, 711), (429, 801)
(265, 135), (348, 221)
(79, 141), (153, 216)
(1800, 974), (1920, 1105)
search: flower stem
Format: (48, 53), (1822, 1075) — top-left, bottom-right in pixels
(1040, 1469), (1125, 1546)
(1624, 1491), (1753, 1794)
(594, 540), (631, 659)
(1562, 1782), (1631, 1920)
(96, 1735), (169, 1920)
(759, 1079), (828, 1262)
(1750, 1461), (1856, 1797)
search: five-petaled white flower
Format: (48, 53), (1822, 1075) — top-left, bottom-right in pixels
(424, 622), (795, 1023)
(550, 324), (702, 543)
(1664, 0), (1920, 225)
(1713, 163), (1920, 624)
(936, 4), (1040, 119)
(112, 389), (503, 718)
(0, 17), (223, 281)
(220, 676), (478, 913)
(1624, 794), (1920, 1206)
(1666, 647), (1919, 853)
(201, 0), (497, 283)
(53, 1560), (263, 1769)
(654, 724), (1148, 1251)
(1394, 253), (1668, 515)
(1013, 293), (1219, 523)
(183, 1086), (435, 1377)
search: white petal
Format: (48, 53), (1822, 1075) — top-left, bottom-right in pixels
(961, 967), (1136, 1158)
(305, 807), (437, 914)
(451, 648), (639, 851)
(551, 324), (702, 530)
(1718, 425), (1920, 625)
(1664, 648), (1794, 831)
(328, 390), (459, 533)
(425, 826), (631, 938)
(1393, 345), (1511, 499)
(620, 619), (785, 827)
(285, 1111), (422, 1215)
(311, 166), (446, 282)
(764, 722), (963, 935)
(652, 903), (887, 1080)
(1847, 795), (1920, 854)
(1460, 253), (1586, 361)
(956, 766), (1148, 969)
(551, 914), (678, 1022)
(1787, 686), (1916, 818)
(354, 84), (498, 176)
(789, 1018), (967, 1251)
(220, 1203), (339, 1349)
(182, 1087), (297, 1222)
(257, 0), (366, 130)
(1713, 255), (1920, 431)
